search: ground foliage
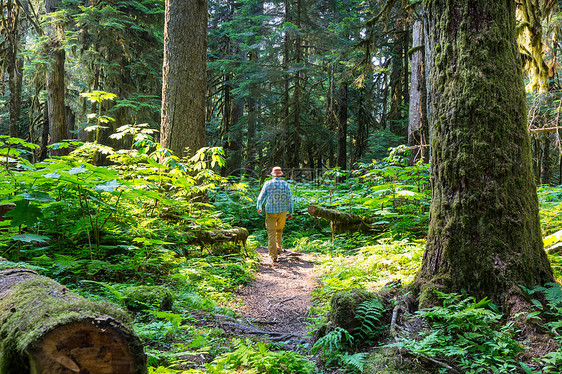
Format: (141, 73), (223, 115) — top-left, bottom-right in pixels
(1, 137), (562, 373)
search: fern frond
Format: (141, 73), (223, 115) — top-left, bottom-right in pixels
(341, 352), (368, 374)
(354, 298), (385, 341)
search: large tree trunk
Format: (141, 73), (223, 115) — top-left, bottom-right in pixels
(160, 0), (207, 158)
(0, 268), (146, 373)
(416, 0), (554, 305)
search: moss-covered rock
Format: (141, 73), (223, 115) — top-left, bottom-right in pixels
(364, 347), (433, 374)
(121, 285), (174, 312)
(327, 289), (373, 332)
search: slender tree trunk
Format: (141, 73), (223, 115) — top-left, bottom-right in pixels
(7, 52), (23, 138)
(46, 48), (67, 148)
(40, 103), (49, 161)
(245, 52), (259, 174)
(337, 81), (348, 175)
(387, 1), (409, 138)
(540, 134), (550, 185)
(354, 88), (368, 164)
(416, 0), (553, 305)
(408, 19), (429, 163)
(45, 0), (67, 154)
(327, 66), (337, 168)
(160, 0), (207, 157)
(289, 0), (302, 168)
(3, 1), (23, 138)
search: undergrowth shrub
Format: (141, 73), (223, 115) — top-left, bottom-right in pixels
(206, 339), (316, 374)
(390, 292), (524, 374)
(312, 327), (368, 374)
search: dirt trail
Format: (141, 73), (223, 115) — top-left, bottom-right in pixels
(234, 246), (316, 345)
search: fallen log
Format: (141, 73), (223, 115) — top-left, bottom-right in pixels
(0, 267), (146, 373)
(186, 227), (250, 255)
(307, 205), (376, 234)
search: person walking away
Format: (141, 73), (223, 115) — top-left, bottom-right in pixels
(256, 166), (294, 262)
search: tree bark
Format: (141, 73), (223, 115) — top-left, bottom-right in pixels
(45, 0), (67, 155)
(3, 0), (24, 138)
(160, 0), (207, 158)
(540, 134), (550, 185)
(408, 20), (429, 163)
(0, 268), (146, 373)
(387, 0), (409, 139)
(416, 0), (554, 305)
(337, 82), (348, 176)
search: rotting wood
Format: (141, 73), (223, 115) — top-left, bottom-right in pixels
(307, 205), (378, 235)
(186, 227), (249, 255)
(0, 267), (146, 373)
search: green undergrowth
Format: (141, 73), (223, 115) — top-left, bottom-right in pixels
(2, 134), (562, 373)
(301, 238), (424, 321)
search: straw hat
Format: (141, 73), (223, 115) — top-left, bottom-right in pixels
(271, 166), (284, 176)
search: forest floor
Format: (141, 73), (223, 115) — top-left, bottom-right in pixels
(231, 246), (317, 349)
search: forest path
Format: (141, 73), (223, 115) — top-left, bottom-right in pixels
(233, 246), (316, 346)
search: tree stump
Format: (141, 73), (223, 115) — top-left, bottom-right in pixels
(0, 268), (146, 373)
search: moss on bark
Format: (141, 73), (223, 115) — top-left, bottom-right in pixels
(417, 0), (554, 306)
(0, 269), (145, 373)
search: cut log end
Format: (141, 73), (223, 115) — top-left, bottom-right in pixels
(28, 318), (145, 374)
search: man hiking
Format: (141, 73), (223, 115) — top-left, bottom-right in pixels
(256, 166), (294, 262)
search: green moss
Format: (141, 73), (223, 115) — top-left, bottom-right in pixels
(0, 261), (35, 271)
(0, 276), (130, 372)
(121, 285), (174, 311)
(364, 347), (432, 374)
(417, 0), (554, 305)
(327, 289), (373, 331)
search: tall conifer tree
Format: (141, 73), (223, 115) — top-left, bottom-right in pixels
(415, 0), (554, 305)
(160, 0), (207, 157)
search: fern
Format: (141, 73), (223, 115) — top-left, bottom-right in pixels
(312, 327), (354, 366)
(341, 352), (368, 374)
(80, 279), (127, 303)
(210, 339), (315, 374)
(354, 298), (385, 342)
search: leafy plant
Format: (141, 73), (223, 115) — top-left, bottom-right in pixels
(207, 339), (315, 374)
(312, 327), (368, 373)
(353, 298), (385, 343)
(390, 292), (524, 373)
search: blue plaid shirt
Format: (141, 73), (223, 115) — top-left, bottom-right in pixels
(256, 177), (294, 214)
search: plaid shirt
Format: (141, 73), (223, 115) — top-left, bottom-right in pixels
(256, 177), (294, 214)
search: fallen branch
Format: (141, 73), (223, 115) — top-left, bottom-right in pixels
(185, 228), (250, 255)
(307, 205), (378, 234)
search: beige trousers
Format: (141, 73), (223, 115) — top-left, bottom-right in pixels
(265, 212), (287, 260)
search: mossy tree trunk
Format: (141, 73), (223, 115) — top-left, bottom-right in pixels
(416, 0), (554, 305)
